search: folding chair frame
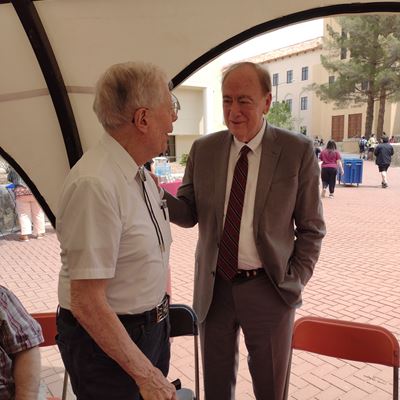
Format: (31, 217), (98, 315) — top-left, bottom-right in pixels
(169, 304), (200, 400)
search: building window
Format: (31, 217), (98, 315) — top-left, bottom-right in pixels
(329, 75), (335, 85)
(272, 73), (279, 86)
(348, 113), (362, 138)
(331, 115), (344, 142)
(300, 96), (308, 111)
(166, 135), (176, 161)
(301, 67), (308, 81)
(286, 70), (293, 83)
(285, 99), (292, 112)
(300, 126), (307, 135)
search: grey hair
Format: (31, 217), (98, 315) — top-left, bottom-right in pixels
(222, 62), (272, 95)
(93, 62), (168, 132)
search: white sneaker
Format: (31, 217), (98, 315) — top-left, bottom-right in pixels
(321, 188), (327, 198)
(329, 194), (334, 199)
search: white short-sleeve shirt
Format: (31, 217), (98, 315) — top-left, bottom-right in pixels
(56, 134), (172, 314)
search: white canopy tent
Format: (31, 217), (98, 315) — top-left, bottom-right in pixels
(1, 0), (399, 224)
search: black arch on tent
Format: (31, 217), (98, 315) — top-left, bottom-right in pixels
(11, 0), (83, 168)
(1, 0), (400, 227)
(171, 2), (400, 87)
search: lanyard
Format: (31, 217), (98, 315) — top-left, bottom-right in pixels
(139, 167), (165, 252)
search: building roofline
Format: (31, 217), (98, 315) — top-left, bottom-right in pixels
(244, 37), (323, 64)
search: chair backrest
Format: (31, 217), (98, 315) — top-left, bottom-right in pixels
(169, 304), (198, 338)
(293, 316), (399, 367)
(31, 311), (69, 400)
(291, 316), (399, 400)
(169, 304), (200, 400)
(31, 312), (57, 347)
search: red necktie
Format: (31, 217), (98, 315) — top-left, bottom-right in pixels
(216, 145), (251, 280)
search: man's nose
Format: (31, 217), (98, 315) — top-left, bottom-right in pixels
(230, 101), (242, 114)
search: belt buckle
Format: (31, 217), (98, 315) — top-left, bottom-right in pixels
(156, 295), (169, 323)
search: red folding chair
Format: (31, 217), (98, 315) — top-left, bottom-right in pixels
(31, 312), (69, 400)
(288, 316), (399, 399)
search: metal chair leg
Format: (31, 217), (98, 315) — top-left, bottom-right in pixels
(61, 372), (69, 400)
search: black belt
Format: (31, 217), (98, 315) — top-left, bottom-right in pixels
(58, 294), (169, 327)
(233, 268), (266, 283)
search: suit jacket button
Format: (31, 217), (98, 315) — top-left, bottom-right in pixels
(211, 271), (216, 277)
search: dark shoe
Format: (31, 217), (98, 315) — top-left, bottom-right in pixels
(382, 183), (388, 188)
(19, 235), (29, 241)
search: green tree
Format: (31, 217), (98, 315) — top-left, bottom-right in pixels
(311, 16), (400, 138)
(266, 101), (295, 130)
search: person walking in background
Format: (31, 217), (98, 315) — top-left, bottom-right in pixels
(374, 135), (394, 188)
(367, 134), (377, 160)
(359, 136), (368, 159)
(6, 167), (46, 241)
(164, 61), (325, 400)
(314, 141), (321, 159)
(319, 139), (343, 199)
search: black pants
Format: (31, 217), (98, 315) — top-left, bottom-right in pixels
(56, 310), (170, 400)
(321, 167), (337, 194)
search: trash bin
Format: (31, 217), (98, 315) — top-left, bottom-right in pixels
(339, 158), (363, 186)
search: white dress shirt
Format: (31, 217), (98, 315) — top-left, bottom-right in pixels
(57, 133), (172, 314)
(224, 119), (266, 270)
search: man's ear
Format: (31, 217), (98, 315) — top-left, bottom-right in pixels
(133, 108), (148, 132)
(263, 93), (272, 115)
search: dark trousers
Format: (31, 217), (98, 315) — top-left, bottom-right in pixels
(200, 274), (295, 400)
(321, 167), (337, 194)
(56, 310), (170, 400)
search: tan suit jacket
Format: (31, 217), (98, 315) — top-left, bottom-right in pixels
(166, 124), (326, 322)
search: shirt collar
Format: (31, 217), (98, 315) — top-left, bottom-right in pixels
(232, 118), (266, 155)
(100, 133), (139, 184)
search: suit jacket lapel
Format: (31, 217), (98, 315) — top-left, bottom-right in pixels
(253, 124), (282, 237)
(214, 131), (232, 241)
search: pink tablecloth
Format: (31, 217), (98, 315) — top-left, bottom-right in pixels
(160, 180), (182, 196)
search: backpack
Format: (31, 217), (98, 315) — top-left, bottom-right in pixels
(359, 138), (367, 151)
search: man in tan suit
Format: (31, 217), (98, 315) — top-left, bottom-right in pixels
(164, 62), (325, 399)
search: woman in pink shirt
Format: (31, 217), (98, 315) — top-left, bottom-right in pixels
(319, 140), (343, 198)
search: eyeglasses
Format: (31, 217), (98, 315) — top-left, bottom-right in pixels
(131, 93), (180, 124)
(171, 93), (181, 116)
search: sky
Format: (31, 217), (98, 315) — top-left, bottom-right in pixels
(184, 18), (324, 92)
(218, 18), (324, 64)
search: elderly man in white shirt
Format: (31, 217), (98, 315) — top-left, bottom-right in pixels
(56, 62), (179, 400)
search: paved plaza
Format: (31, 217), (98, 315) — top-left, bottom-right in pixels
(1, 157), (399, 399)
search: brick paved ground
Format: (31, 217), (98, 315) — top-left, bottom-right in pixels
(0, 157), (399, 399)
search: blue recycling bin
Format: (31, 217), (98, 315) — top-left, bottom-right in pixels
(339, 158), (363, 186)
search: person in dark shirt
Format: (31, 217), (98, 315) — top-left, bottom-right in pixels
(374, 136), (394, 188)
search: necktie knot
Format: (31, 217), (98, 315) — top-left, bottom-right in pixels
(240, 145), (251, 157)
